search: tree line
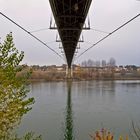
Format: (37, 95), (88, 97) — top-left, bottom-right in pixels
(81, 58), (116, 67)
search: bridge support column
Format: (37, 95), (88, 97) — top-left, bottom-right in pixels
(66, 66), (73, 79)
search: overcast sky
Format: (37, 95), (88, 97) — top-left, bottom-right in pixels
(0, 0), (140, 66)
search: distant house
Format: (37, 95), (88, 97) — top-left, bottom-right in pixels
(56, 66), (64, 71)
(72, 64), (81, 71)
(46, 65), (57, 71)
(137, 67), (140, 72)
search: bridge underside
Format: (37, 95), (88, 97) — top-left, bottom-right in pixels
(49, 0), (92, 68)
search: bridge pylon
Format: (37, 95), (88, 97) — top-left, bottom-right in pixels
(66, 66), (73, 79)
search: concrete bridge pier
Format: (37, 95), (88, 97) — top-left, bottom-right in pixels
(66, 66), (73, 79)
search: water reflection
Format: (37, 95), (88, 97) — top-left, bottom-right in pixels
(11, 80), (140, 139)
(63, 81), (116, 140)
(64, 81), (75, 140)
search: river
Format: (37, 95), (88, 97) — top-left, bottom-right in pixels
(18, 80), (140, 140)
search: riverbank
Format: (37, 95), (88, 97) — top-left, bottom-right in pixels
(29, 76), (140, 82)
(19, 66), (140, 82)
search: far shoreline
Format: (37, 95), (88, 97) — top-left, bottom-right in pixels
(28, 77), (140, 83)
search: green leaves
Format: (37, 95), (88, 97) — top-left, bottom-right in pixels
(0, 32), (24, 69)
(0, 33), (35, 139)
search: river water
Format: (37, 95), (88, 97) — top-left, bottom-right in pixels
(18, 80), (140, 140)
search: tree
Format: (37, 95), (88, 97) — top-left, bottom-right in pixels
(0, 33), (36, 139)
(81, 60), (87, 67)
(108, 57), (116, 67)
(87, 59), (94, 67)
(95, 60), (100, 67)
(101, 60), (106, 67)
(81, 59), (95, 67)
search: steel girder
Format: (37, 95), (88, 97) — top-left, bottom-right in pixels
(49, 0), (92, 68)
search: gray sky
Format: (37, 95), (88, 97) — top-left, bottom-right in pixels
(0, 0), (140, 66)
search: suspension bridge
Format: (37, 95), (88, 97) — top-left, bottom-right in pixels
(49, 0), (92, 77)
(0, 0), (140, 78)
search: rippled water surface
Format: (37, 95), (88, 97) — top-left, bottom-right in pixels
(18, 80), (140, 140)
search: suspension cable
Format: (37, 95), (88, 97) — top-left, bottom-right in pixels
(75, 13), (140, 61)
(90, 28), (110, 34)
(0, 12), (64, 61)
(30, 28), (49, 33)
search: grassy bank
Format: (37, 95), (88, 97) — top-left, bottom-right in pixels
(26, 70), (140, 82)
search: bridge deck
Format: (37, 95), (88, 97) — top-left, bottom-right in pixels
(49, 0), (92, 68)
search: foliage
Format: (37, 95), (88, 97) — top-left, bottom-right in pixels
(0, 33), (35, 139)
(21, 132), (42, 140)
(81, 58), (116, 67)
(12, 132), (42, 140)
(90, 129), (128, 140)
(131, 121), (140, 140)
